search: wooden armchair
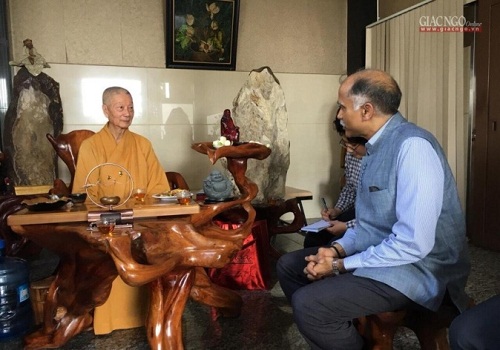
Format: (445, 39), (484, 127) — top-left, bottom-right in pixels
(47, 130), (190, 196)
(165, 171), (190, 190)
(46, 130), (95, 194)
(357, 292), (473, 349)
(0, 195), (38, 257)
(0, 131), (96, 258)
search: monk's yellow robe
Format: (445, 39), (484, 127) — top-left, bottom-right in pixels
(73, 125), (170, 334)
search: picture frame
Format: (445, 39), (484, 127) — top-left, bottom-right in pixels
(166, 0), (240, 70)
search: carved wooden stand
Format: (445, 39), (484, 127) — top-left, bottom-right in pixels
(7, 142), (271, 350)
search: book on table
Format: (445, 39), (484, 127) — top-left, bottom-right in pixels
(301, 219), (331, 233)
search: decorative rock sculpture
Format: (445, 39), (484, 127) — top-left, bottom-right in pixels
(4, 39), (63, 187)
(230, 66), (290, 204)
(203, 170), (234, 201)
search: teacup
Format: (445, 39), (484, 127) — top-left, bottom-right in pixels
(94, 218), (116, 235)
(176, 190), (192, 205)
(133, 188), (146, 203)
(69, 192), (87, 204)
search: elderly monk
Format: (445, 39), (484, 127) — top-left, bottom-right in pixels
(73, 86), (170, 334)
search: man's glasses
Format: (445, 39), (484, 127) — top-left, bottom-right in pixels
(339, 139), (360, 151)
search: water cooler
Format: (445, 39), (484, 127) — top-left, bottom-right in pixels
(0, 239), (33, 340)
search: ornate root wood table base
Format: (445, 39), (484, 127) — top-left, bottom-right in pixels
(6, 142), (271, 350)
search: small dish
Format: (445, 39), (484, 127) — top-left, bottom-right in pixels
(100, 196), (121, 206)
(26, 199), (69, 212)
(152, 193), (177, 201)
(69, 193), (87, 204)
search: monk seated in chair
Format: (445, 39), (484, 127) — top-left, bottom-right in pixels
(70, 86), (171, 334)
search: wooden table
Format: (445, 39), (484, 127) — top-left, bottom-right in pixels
(5, 141), (271, 350)
(284, 186), (313, 201)
(251, 186), (313, 258)
(7, 198), (200, 226)
(285, 186), (313, 226)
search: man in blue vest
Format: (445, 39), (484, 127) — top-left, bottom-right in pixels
(277, 69), (470, 349)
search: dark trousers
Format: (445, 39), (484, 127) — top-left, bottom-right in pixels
(449, 294), (500, 350)
(277, 247), (413, 350)
(303, 208), (355, 248)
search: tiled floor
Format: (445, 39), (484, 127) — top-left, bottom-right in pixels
(1, 232), (499, 350)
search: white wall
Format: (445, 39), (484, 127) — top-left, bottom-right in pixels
(7, 0), (349, 219)
(47, 64), (343, 219)
(8, 0), (347, 75)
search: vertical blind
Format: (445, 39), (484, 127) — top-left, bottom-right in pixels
(366, 0), (467, 208)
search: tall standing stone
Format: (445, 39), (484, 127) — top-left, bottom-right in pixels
(4, 69), (63, 186)
(231, 66), (290, 204)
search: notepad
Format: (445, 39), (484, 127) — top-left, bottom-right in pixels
(301, 219), (331, 233)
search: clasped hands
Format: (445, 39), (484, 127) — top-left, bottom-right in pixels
(303, 246), (341, 281)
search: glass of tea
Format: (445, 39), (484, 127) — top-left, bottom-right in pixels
(133, 188), (146, 203)
(96, 218), (116, 235)
(176, 190), (192, 205)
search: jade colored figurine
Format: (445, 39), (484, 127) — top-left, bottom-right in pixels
(203, 170), (233, 201)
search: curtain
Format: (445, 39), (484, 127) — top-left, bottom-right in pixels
(366, 0), (467, 209)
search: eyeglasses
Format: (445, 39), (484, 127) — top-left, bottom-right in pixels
(339, 139), (360, 151)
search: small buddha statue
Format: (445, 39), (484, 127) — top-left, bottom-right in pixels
(203, 170), (233, 201)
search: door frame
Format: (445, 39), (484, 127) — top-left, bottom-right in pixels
(467, 0), (500, 250)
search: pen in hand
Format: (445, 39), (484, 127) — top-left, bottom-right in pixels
(321, 197), (334, 221)
(321, 197), (328, 211)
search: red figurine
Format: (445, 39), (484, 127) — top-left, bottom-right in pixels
(221, 109), (240, 143)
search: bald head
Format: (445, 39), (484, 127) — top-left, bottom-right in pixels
(102, 87), (132, 105)
(342, 69), (402, 116)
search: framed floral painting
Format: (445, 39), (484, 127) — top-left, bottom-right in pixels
(166, 0), (240, 70)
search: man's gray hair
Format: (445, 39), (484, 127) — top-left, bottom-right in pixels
(347, 70), (402, 115)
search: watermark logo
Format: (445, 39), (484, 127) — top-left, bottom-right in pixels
(419, 15), (482, 33)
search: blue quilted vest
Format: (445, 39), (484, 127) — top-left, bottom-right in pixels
(353, 113), (470, 312)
